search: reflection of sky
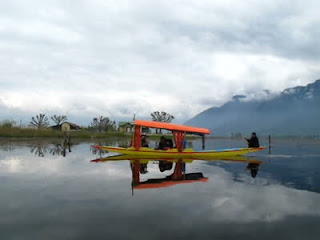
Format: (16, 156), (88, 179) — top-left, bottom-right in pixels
(0, 140), (320, 239)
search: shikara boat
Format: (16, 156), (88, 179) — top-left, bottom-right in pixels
(92, 119), (266, 157)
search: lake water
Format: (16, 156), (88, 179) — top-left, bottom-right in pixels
(0, 137), (320, 240)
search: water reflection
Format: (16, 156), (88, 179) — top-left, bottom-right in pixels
(246, 162), (260, 178)
(29, 141), (75, 157)
(0, 142), (16, 152)
(0, 140), (320, 240)
(30, 143), (47, 157)
(90, 142), (109, 155)
(130, 160), (208, 191)
(91, 155), (262, 192)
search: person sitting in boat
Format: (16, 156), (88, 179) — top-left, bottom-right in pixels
(156, 136), (170, 150)
(165, 138), (174, 148)
(140, 134), (149, 147)
(244, 132), (260, 148)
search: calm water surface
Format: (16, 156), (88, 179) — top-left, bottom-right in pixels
(0, 137), (320, 240)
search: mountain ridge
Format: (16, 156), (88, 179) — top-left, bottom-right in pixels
(185, 79), (320, 136)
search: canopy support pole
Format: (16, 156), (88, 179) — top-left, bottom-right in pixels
(202, 135), (205, 150)
(173, 131), (184, 152)
(133, 125), (141, 149)
(171, 160), (184, 180)
(130, 160), (140, 186)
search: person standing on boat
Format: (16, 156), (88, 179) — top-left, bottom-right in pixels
(140, 134), (149, 147)
(245, 132), (260, 148)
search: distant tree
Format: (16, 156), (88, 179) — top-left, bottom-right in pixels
(105, 120), (117, 132)
(90, 116), (116, 133)
(51, 115), (68, 125)
(30, 114), (49, 129)
(0, 120), (16, 128)
(151, 111), (175, 133)
(151, 111), (175, 123)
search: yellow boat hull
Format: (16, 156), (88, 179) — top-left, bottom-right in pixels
(91, 154), (263, 164)
(92, 145), (266, 158)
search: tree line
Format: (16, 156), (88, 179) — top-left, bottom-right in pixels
(1, 111), (175, 133)
(28, 114), (117, 132)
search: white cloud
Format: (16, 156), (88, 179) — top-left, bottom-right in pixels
(0, 0), (320, 124)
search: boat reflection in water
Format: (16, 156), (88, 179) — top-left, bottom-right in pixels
(91, 155), (263, 191)
(131, 160), (208, 189)
(246, 162), (260, 178)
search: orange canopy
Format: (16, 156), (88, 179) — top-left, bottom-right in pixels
(133, 120), (210, 134)
(133, 177), (209, 189)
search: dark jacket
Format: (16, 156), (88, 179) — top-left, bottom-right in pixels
(141, 138), (149, 147)
(247, 137), (260, 148)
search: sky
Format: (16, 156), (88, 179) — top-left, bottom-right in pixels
(0, 0), (320, 126)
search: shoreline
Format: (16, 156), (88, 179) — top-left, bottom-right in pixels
(1, 128), (319, 140)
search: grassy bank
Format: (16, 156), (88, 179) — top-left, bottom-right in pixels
(0, 127), (129, 138)
(0, 127), (200, 139)
(1, 127), (319, 140)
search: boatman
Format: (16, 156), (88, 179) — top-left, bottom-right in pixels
(244, 132), (260, 148)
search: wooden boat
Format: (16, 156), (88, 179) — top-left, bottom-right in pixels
(92, 145), (265, 157)
(92, 119), (266, 157)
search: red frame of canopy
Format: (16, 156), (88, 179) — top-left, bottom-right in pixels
(131, 120), (210, 150)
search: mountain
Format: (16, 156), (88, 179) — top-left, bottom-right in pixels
(185, 79), (320, 136)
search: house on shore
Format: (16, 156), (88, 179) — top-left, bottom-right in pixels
(51, 122), (81, 131)
(118, 122), (133, 133)
(118, 122), (150, 134)
(141, 126), (150, 134)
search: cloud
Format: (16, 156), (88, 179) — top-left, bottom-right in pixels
(0, 0), (320, 124)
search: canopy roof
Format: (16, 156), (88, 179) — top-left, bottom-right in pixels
(133, 176), (208, 189)
(133, 120), (210, 135)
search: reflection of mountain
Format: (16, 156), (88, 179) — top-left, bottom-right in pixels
(186, 79), (320, 136)
(203, 156), (320, 193)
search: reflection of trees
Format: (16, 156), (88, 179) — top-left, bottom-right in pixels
(49, 143), (72, 157)
(117, 139), (130, 148)
(30, 141), (74, 157)
(91, 142), (108, 156)
(0, 143), (16, 152)
(90, 139), (132, 156)
(30, 144), (47, 157)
